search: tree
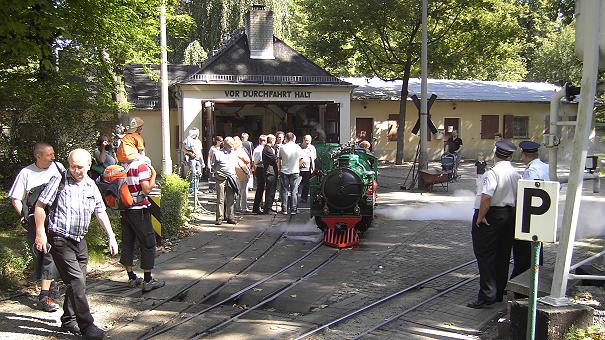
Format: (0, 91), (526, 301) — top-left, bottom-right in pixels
(176, 0), (294, 61)
(293, 0), (526, 164)
(183, 40), (208, 64)
(526, 22), (581, 85)
(0, 0), (194, 186)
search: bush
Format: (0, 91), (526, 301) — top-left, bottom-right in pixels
(160, 173), (190, 239)
(86, 209), (122, 263)
(0, 230), (31, 289)
(564, 325), (605, 340)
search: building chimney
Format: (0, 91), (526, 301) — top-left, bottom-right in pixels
(245, 4), (274, 60)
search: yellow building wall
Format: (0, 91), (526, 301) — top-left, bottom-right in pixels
(351, 100), (577, 162)
(130, 109), (180, 172)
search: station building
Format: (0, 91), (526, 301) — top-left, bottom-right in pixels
(124, 5), (578, 168)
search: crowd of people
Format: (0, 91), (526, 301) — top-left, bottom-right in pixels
(180, 130), (318, 225)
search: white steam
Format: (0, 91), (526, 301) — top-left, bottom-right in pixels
(376, 189), (475, 222)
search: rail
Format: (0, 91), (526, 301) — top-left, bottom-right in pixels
(140, 241), (325, 339)
(295, 258), (477, 339)
(186, 74), (345, 84)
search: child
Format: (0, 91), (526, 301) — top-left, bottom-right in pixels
(116, 117), (150, 165)
(474, 152), (487, 177)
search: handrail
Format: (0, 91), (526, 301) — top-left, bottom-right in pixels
(185, 74), (345, 84)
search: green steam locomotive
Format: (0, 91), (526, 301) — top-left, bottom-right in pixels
(310, 142), (378, 248)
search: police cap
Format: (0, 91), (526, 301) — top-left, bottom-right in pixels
(495, 140), (516, 159)
(519, 140), (540, 153)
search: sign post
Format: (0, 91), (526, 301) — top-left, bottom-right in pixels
(515, 179), (560, 340)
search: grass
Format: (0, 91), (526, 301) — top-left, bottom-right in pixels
(565, 325), (605, 340)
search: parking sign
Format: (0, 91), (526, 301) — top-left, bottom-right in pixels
(515, 180), (560, 243)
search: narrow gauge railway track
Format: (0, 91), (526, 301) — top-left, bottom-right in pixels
(137, 215), (283, 313)
(140, 243), (339, 339)
(151, 230), (285, 312)
(296, 259), (479, 340)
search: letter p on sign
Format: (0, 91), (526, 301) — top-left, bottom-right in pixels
(515, 180), (560, 243)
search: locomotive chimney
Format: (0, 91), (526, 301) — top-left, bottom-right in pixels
(245, 4), (275, 60)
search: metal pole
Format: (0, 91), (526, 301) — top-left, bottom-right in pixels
(160, 1), (173, 174)
(527, 236), (541, 340)
(548, 89), (565, 182)
(417, 0), (429, 188)
(543, 0), (600, 306)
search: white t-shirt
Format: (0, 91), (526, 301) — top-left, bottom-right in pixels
(299, 144), (317, 172)
(253, 144), (264, 167)
(278, 142), (302, 175)
(9, 162), (65, 201)
(183, 137), (204, 161)
(480, 160), (521, 207)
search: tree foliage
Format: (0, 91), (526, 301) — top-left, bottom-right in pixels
(173, 0), (294, 62)
(293, 0), (526, 163)
(526, 22), (581, 85)
(0, 0), (193, 187)
(183, 40), (208, 64)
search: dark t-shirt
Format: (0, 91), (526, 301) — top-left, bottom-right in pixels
(475, 160), (487, 175)
(447, 137), (463, 153)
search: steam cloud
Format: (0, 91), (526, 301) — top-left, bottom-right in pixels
(376, 189), (475, 222)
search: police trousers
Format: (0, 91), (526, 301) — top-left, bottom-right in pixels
(471, 206), (514, 302)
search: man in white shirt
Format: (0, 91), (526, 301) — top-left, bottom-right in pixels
(298, 135), (317, 203)
(9, 142), (64, 312)
(278, 132), (303, 215)
(468, 140), (520, 309)
(510, 140), (549, 280)
(252, 135), (267, 214)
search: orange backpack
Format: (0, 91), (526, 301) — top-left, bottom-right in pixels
(96, 164), (134, 209)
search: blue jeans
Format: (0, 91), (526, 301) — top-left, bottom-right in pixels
(280, 172), (300, 213)
(189, 159), (203, 177)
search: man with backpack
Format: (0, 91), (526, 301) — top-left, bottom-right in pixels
(118, 154), (165, 292)
(33, 148), (118, 339)
(8, 142), (64, 312)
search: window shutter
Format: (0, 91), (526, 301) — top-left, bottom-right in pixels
(480, 115), (499, 140)
(503, 114), (513, 139)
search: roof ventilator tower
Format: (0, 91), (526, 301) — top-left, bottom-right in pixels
(245, 4), (275, 60)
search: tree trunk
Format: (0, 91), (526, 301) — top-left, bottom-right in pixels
(395, 57), (413, 164)
(100, 49), (128, 114)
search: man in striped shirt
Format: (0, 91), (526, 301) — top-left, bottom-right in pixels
(119, 157), (165, 292)
(34, 149), (118, 339)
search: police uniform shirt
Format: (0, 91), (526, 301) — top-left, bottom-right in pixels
(480, 160), (521, 207)
(523, 158), (550, 181)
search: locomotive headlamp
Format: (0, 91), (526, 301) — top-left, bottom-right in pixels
(354, 205), (361, 215)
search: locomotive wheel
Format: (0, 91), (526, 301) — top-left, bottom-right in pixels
(356, 215), (373, 233)
(314, 216), (327, 232)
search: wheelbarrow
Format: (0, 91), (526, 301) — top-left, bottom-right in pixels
(419, 169), (450, 192)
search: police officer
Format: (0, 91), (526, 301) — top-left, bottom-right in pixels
(510, 140), (549, 279)
(468, 140), (521, 309)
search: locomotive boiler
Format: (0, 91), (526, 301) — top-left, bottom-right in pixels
(310, 142), (378, 248)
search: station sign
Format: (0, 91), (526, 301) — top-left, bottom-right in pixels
(515, 179), (560, 243)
